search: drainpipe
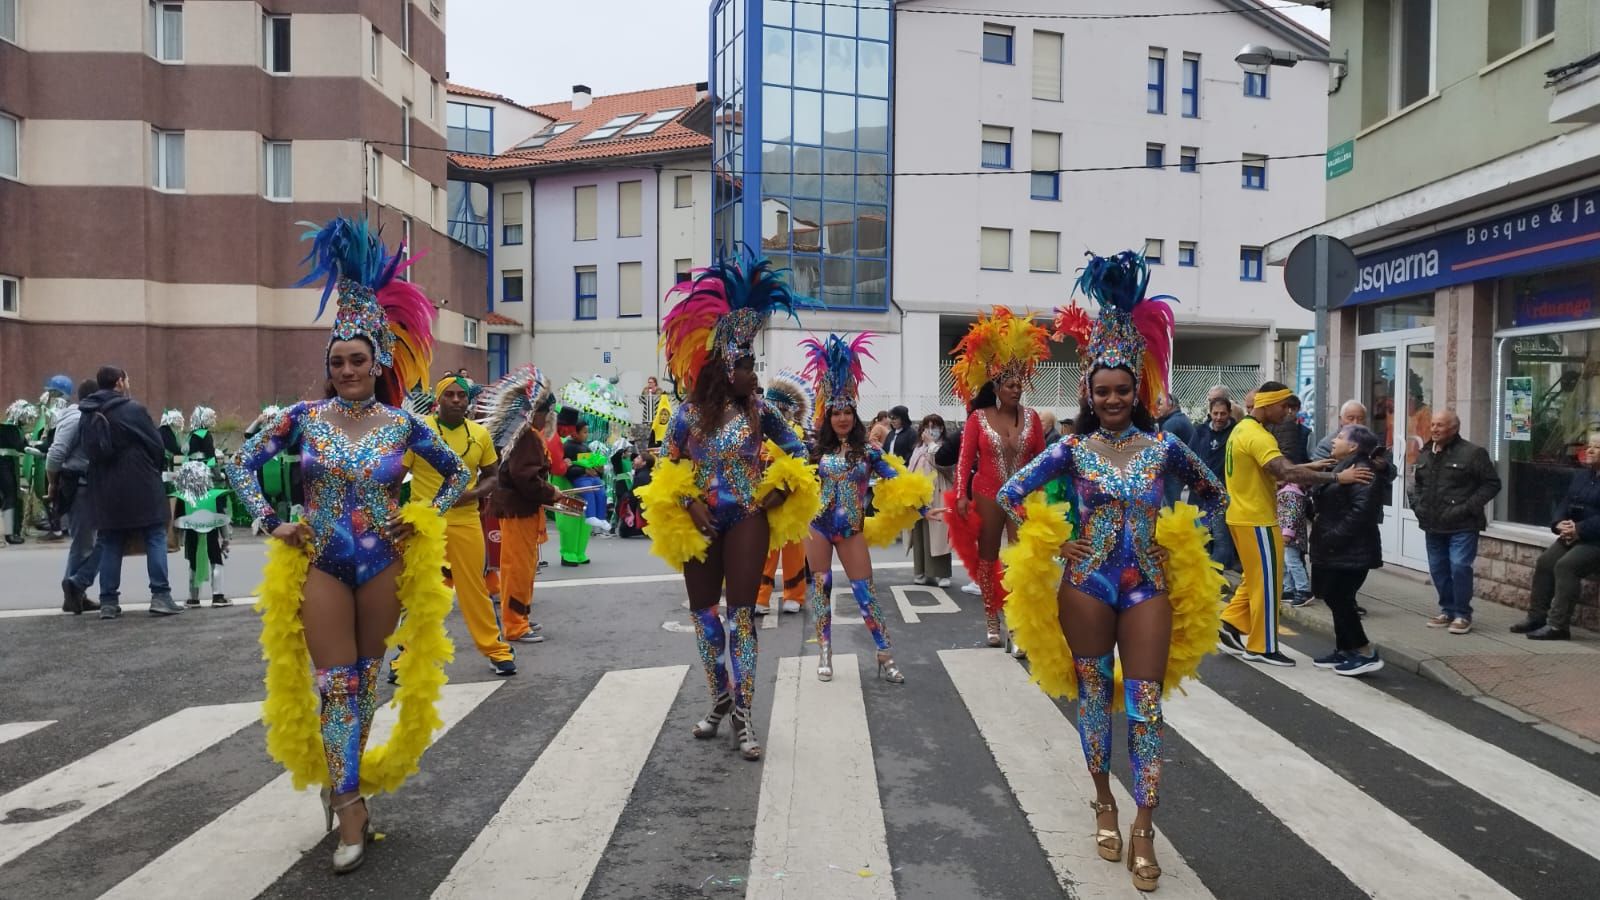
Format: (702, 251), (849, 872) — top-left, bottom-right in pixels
(654, 163), (664, 377)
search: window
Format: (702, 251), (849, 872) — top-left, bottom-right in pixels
(515, 121), (574, 150)
(1490, 0), (1556, 59)
(400, 0), (410, 56)
(150, 128), (184, 191)
(262, 14), (290, 73)
(980, 227), (1011, 271)
(429, 79), (438, 122)
(1033, 31), (1063, 101)
(1244, 70), (1268, 98)
(432, 185), (442, 225)
(581, 113), (645, 142)
(981, 125), (1012, 169)
(1387, 0), (1435, 113)
(575, 266), (598, 320)
(502, 270), (523, 302)
(618, 180), (642, 237)
(1145, 142), (1165, 169)
(982, 23), (1013, 64)
(368, 148), (382, 199)
(0, 275), (17, 316)
(401, 102), (412, 166)
(674, 258), (693, 284)
(674, 174), (693, 208)
(401, 217), (413, 279)
(369, 25), (381, 80)
(502, 192), (523, 245)
(0, 0), (15, 45)
(1180, 146), (1198, 173)
(1242, 153), (1266, 189)
(148, 2), (183, 62)
(1031, 130), (1060, 200)
(1240, 247), (1264, 282)
(486, 333), (509, 383)
(0, 112), (16, 180)
(262, 140), (291, 200)
(574, 185), (597, 240)
(618, 261), (643, 318)
(1145, 239), (1164, 265)
(1524, 0), (1555, 41)
(464, 316), (480, 349)
(1178, 241), (1197, 267)
(1029, 231), (1059, 273)
(627, 108), (686, 136)
(1181, 53), (1200, 118)
(1147, 48), (1166, 114)
(448, 102), (493, 154)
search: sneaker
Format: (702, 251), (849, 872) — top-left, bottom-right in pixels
(529, 622), (543, 633)
(1526, 625), (1572, 641)
(936, 577), (952, 588)
(782, 600), (801, 614)
(1288, 593), (1315, 609)
(99, 604), (123, 620)
(185, 596), (202, 608)
(1335, 651), (1384, 676)
(149, 594), (185, 616)
(511, 632), (545, 644)
(1426, 613), (1452, 628)
(912, 575), (929, 585)
(61, 578), (87, 614)
(1447, 617), (1472, 635)
(1312, 650), (1348, 669)
(1243, 649), (1297, 667)
(961, 581), (983, 596)
(490, 658), (518, 676)
(211, 594), (231, 607)
(1217, 624), (1247, 657)
(586, 517), (611, 533)
(754, 605), (771, 616)
(561, 560), (581, 567)
(1509, 617), (1546, 634)
(538, 559), (549, 570)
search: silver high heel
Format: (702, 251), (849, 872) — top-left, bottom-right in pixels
(731, 707), (762, 761)
(986, 611), (1003, 648)
(330, 794), (372, 874)
(876, 651), (905, 684)
(817, 638), (834, 682)
(693, 691), (733, 738)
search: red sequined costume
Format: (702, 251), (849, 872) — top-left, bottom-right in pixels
(949, 405), (1045, 615)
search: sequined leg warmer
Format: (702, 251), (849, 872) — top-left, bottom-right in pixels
(810, 571), (832, 648)
(850, 578), (891, 651)
(726, 606), (758, 713)
(1125, 678), (1164, 809)
(1073, 654), (1114, 776)
(354, 656), (383, 757)
(978, 558), (1009, 617)
(692, 607), (730, 701)
(315, 663), (363, 795)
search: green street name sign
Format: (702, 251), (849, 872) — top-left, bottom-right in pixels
(1326, 140), (1354, 180)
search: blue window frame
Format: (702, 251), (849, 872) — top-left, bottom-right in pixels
(501, 270), (523, 302)
(1031, 171), (1059, 200)
(982, 25), (1013, 64)
(1181, 54), (1200, 118)
(1147, 50), (1165, 114)
(1242, 155), (1266, 189)
(486, 333), (509, 383)
(1178, 242), (1196, 267)
(981, 127), (1011, 169)
(1180, 146), (1198, 173)
(575, 267), (597, 319)
(1244, 70), (1268, 98)
(1240, 247), (1264, 282)
(1145, 143), (1164, 169)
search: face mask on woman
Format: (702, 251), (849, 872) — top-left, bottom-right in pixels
(926, 427), (943, 441)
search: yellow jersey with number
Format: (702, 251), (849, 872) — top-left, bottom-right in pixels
(1224, 418), (1283, 527)
(406, 415), (497, 523)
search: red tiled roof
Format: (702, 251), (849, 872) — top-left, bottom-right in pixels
(451, 83), (711, 173)
(484, 312), (521, 326)
(447, 82), (521, 105)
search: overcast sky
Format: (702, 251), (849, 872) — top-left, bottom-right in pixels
(447, 2), (1332, 107)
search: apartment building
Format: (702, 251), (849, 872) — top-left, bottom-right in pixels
(449, 83), (713, 398)
(0, 0), (485, 419)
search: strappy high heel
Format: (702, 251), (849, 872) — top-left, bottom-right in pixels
(1127, 825), (1161, 892)
(1090, 800), (1122, 862)
(330, 795), (372, 874)
(817, 638), (833, 682)
(876, 650), (905, 684)
(693, 691), (733, 739)
(985, 611), (1003, 648)
(731, 707), (762, 761)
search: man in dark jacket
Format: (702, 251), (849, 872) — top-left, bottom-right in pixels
(1409, 409), (1501, 634)
(884, 405), (918, 461)
(1156, 393), (1194, 505)
(1190, 396), (1237, 571)
(1512, 432), (1600, 641)
(79, 366), (181, 618)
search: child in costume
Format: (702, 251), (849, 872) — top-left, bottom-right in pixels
(0, 400), (38, 544)
(223, 216), (468, 875)
(636, 256), (820, 762)
(173, 460), (231, 606)
(756, 369), (814, 615)
(997, 250), (1228, 894)
(946, 307), (1049, 650)
(801, 334), (933, 685)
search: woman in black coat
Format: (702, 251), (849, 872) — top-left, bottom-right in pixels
(1309, 424), (1393, 676)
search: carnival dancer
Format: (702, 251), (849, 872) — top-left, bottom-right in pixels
(404, 374), (517, 675)
(756, 369), (814, 615)
(996, 250), (1229, 893)
(173, 460), (231, 606)
(224, 217), (469, 874)
(946, 307), (1050, 649)
(801, 334), (932, 684)
(159, 409), (185, 465)
(0, 400), (38, 544)
(636, 256), (821, 762)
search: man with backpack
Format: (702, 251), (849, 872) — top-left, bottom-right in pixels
(78, 366), (182, 619)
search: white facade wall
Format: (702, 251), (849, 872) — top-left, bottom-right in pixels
(890, 0), (1328, 414)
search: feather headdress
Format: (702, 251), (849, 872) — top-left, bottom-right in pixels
(297, 216), (437, 408)
(660, 252), (812, 393)
(475, 364), (555, 450)
(763, 368), (815, 430)
(1071, 250), (1176, 412)
(948, 307), (1051, 406)
(189, 406), (216, 431)
(801, 333), (875, 432)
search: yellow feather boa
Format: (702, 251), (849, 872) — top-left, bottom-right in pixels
(863, 453), (934, 548)
(257, 503), (455, 794)
(636, 456), (709, 571)
(756, 441), (821, 552)
(1001, 495), (1224, 710)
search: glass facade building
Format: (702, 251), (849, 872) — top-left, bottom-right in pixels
(711, 0), (892, 310)
(446, 100), (492, 253)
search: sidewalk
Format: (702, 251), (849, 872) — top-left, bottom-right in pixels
(1278, 566), (1600, 754)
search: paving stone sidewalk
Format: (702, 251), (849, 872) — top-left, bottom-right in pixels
(1279, 566), (1600, 753)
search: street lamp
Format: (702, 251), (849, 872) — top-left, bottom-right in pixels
(1234, 43), (1348, 93)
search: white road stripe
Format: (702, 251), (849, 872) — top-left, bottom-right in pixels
(939, 650), (1214, 899)
(0, 721), (54, 745)
(747, 655), (895, 899)
(1166, 680), (1516, 900)
(0, 702), (259, 867)
(100, 681), (501, 900)
(432, 665), (687, 899)
(1269, 646), (1600, 863)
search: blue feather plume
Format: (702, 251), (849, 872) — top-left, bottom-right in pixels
(295, 217), (401, 322)
(1073, 250), (1151, 313)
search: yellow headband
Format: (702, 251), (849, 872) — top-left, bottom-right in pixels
(1254, 388), (1293, 409)
(435, 375), (471, 398)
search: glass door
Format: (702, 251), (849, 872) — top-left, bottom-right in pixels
(1358, 329), (1435, 570)
(1396, 340), (1435, 570)
(1361, 346), (1399, 559)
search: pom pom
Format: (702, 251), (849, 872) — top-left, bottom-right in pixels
(757, 441), (822, 552)
(863, 453), (933, 548)
(999, 493), (1078, 699)
(636, 457), (710, 570)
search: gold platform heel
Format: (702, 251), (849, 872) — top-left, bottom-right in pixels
(1090, 800), (1122, 862)
(1127, 825), (1161, 892)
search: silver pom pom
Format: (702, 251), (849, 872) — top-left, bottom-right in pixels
(190, 406), (217, 430)
(174, 461), (214, 505)
(5, 400), (39, 428)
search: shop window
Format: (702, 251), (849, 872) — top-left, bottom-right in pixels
(1357, 295), (1436, 334)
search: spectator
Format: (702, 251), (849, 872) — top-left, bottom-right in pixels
(1039, 411), (1059, 446)
(78, 366), (182, 618)
(1309, 424), (1391, 675)
(1268, 395), (1312, 464)
(1156, 393), (1195, 504)
(1279, 482), (1312, 607)
(1190, 396), (1238, 572)
(49, 379), (103, 614)
(907, 414), (953, 587)
(884, 405), (918, 461)
(1206, 384), (1232, 406)
(1410, 409), (1501, 635)
(1312, 400), (1368, 461)
(868, 419), (890, 450)
(1513, 432), (1600, 641)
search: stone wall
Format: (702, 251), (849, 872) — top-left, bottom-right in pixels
(1475, 535), (1600, 630)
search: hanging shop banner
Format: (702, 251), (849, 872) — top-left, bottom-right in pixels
(1348, 186), (1600, 306)
(1503, 376), (1534, 443)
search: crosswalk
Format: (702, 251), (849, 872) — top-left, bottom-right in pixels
(1, 642), (1594, 898)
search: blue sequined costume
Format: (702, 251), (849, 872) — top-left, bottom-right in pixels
(225, 399), (470, 587)
(997, 428), (1224, 610)
(812, 447), (901, 541)
(663, 399), (807, 534)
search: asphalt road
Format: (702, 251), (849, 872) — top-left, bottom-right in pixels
(1, 536), (1595, 899)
